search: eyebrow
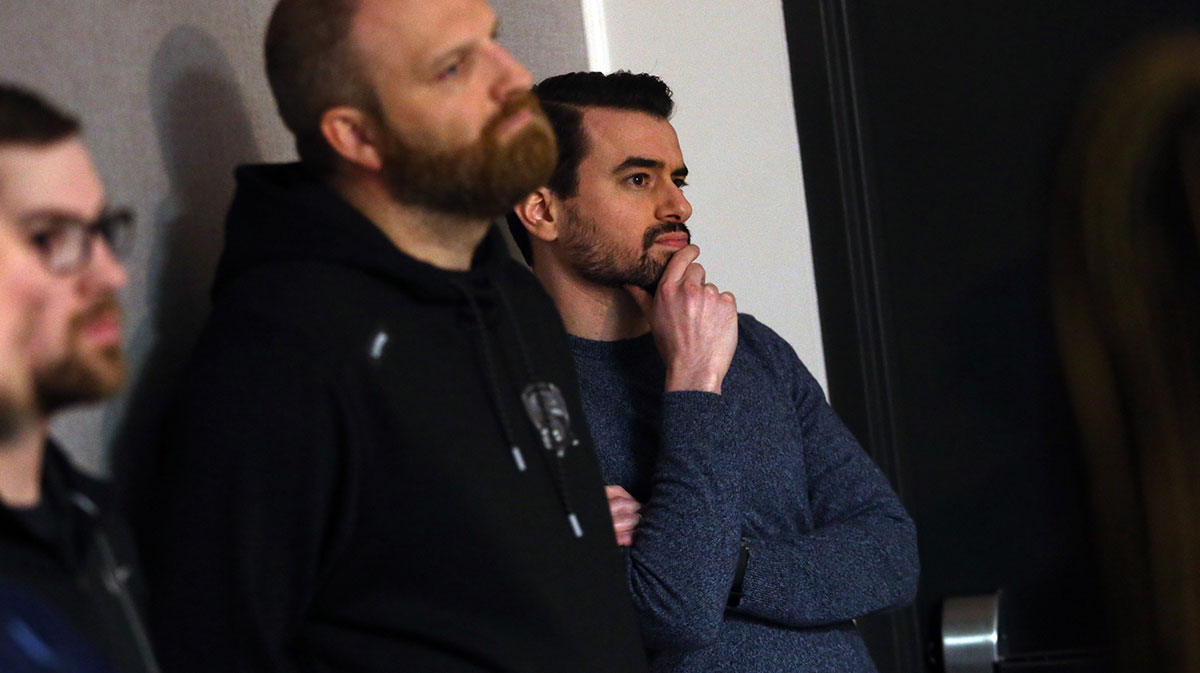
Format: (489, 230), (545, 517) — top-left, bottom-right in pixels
(17, 206), (107, 227)
(612, 156), (689, 178)
(18, 209), (89, 225)
(430, 19), (500, 75)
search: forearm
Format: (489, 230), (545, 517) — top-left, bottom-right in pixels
(623, 391), (743, 650)
(733, 510), (919, 627)
(729, 336), (921, 627)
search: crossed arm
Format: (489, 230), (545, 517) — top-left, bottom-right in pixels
(603, 245), (919, 649)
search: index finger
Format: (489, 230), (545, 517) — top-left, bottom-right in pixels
(605, 484), (632, 500)
(660, 244), (700, 287)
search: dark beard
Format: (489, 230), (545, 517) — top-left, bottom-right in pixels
(35, 344), (123, 414)
(377, 92), (557, 219)
(34, 296), (125, 414)
(562, 212), (690, 293)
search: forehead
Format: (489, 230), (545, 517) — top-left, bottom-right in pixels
(353, 0), (496, 77)
(579, 107), (684, 169)
(0, 138), (104, 219)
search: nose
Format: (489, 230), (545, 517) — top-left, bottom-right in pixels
(487, 41), (534, 101)
(82, 236), (129, 293)
(655, 184), (693, 223)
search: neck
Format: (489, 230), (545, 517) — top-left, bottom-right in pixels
(534, 259), (650, 341)
(0, 421), (48, 508)
(330, 174), (491, 271)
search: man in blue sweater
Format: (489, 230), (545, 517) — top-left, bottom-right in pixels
(507, 71), (920, 671)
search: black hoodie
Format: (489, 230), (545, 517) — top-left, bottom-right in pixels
(146, 164), (648, 673)
(0, 442), (159, 673)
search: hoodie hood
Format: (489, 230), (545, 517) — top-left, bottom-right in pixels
(213, 163), (585, 534)
(214, 163), (513, 302)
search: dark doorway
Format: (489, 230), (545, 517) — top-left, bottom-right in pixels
(781, 2), (1200, 671)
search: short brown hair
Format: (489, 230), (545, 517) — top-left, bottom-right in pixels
(0, 83), (80, 146)
(264, 0), (373, 173)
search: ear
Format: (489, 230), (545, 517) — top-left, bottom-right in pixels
(319, 105), (383, 171)
(513, 187), (561, 243)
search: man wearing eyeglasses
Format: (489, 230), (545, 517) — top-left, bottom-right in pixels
(0, 83), (158, 673)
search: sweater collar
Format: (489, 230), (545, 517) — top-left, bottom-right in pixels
(566, 331), (659, 364)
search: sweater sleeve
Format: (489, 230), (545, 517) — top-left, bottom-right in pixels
(146, 326), (344, 673)
(622, 391), (744, 651)
(730, 325), (920, 627)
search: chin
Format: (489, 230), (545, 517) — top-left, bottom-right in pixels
(34, 353), (126, 413)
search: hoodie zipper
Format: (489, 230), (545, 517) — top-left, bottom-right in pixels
(94, 530), (161, 673)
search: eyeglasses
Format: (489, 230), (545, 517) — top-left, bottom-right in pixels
(23, 207), (134, 275)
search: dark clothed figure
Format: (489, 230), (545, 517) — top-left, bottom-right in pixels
(571, 314), (919, 672)
(0, 442), (157, 673)
(146, 164), (647, 673)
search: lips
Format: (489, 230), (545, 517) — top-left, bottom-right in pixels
(81, 312), (121, 345)
(653, 233), (690, 249)
(494, 107), (534, 141)
(71, 295), (123, 347)
(641, 222), (692, 251)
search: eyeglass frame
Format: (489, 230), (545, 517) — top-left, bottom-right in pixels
(19, 206), (135, 275)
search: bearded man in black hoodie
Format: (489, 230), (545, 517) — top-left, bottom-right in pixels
(146, 1), (648, 672)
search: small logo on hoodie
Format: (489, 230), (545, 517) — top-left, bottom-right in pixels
(369, 330), (389, 360)
(520, 382), (578, 457)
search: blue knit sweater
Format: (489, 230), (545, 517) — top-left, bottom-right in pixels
(569, 314), (919, 672)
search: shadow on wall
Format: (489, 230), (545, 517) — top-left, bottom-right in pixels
(111, 25), (262, 520)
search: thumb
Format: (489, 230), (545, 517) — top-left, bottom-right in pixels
(624, 284), (655, 318)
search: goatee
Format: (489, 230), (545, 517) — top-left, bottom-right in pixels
(562, 213), (690, 293)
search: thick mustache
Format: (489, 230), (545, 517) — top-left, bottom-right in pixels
(642, 222), (691, 250)
(485, 91), (542, 136)
(70, 295), (122, 333)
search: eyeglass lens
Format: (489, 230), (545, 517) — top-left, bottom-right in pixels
(38, 207), (134, 274)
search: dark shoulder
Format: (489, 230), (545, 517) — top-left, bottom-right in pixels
(492, 256), (540, 292)
(42, 442), (112, 512)
(733, 313), (826, 400)
(215, 260), (384, 326)
(735, 313), (802, 368)
(203, 261), (393, 374)
(494, 259), (561, 312)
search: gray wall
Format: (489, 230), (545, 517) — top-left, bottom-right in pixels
(0, 0), (588, 475)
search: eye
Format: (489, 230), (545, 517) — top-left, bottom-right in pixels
(28, 230), (55, 254)
(438, 60), (462, 81)
(23, 221), (67, 256)
(673, 178), (688, 188)
(626, 173), (649, 187)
